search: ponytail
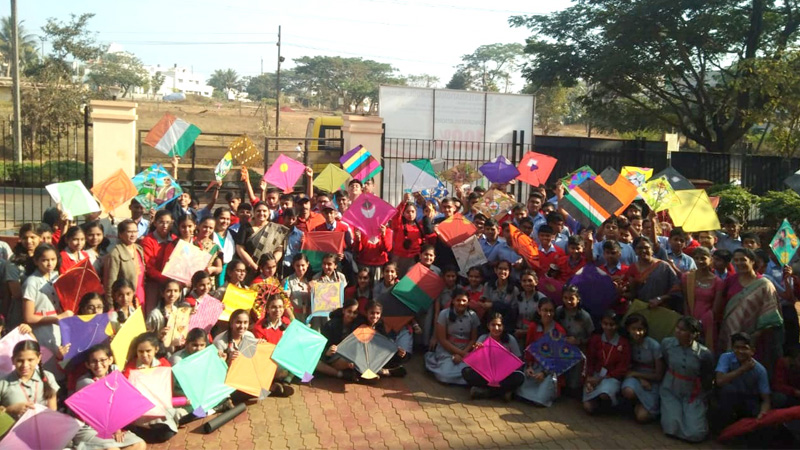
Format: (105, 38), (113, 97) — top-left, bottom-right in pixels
(39, 360), (55, 401)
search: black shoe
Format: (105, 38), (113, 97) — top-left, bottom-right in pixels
(280, 383), (295, 397)
(387, 366), (407, 377)
(341, 368), (358, 382)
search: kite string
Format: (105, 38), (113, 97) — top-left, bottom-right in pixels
(105, 377), (119, 404)
(77, 323), (100, 353)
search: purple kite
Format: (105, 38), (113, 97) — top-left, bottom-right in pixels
(568, 263), (618, 320)
(479, 156), (520, 184)
(526, 329), (584, 376)
(59, 313), (111, 368)
(1, 404), (80, 450)
(263, 154), (306, 193)
(341, 193), (397, 238)
(462, 337), (523, 387)
(65, 370), (155, 439)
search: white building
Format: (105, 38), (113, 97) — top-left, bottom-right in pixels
(134, 64), (215, 98)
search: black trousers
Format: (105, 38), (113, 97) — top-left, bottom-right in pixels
(462, 367), (524, 393)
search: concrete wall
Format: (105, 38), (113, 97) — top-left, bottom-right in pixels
(91, 100), (138, 218)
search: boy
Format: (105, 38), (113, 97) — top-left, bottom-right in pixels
(264, 187), (282, 221)
(281, 209), (304, 277)
(518, 216), (535, 238)
(562, 234), (588, 281)
(536, 224), (566, 279)
(313, 205), (353, 249)
(347, 179), (363, 201)
(666, 228), (697, 273)
(741, 231), (761, 250)
(129, 198), (150, 239)
(712, 249), (733, 280)
(511, 204), (528, 228)
(593, 216), (637, 265)
(598, 240), (630, 310)
(696, 230), (717, 252)
(225, 191), (242, 225)
(716, 216), (743, 252)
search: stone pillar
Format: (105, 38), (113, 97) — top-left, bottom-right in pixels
(341, 115), (384, 191)
(90, 100), (138, 218)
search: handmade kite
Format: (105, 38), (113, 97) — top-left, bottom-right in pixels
(162, 305), (192, 348)
(438, 163), (481, 186)
(620, 166), (653, 187)
(436, 213), (477, 247)
(214, 151), (234, 182)
(129, 366), (173, 420)
(171, 346), (234, 417)
(309, 280), (344, 322)
(669, 189), (721, 232)
(526, 329), (584, 376)
(506, 224), (539, 270)
(301, 231), (345, 272)
(516, 152), (557, 187)
(569, 264), (618, 320)
(220, 284), (258, 322)
(313, 164), (351, 193)
(53, 258), (104, 313)
(770, 219), (800, 266)
(560, 168), (638, 228)
(392, 263), (445, 313)
(0, 327), (36, 376)
(227, 135), (261, 167)
(143, 113), (201, 158)
(90, 168), (138, 213)
(419, 181), (449, 202)
(378, 292), (416, 333)
(251, 278), (288, 322)
(475, 188), (515, 218)
(188, 294), (225, 334)
(65, 370), (155, 439)
(0, 403), (80, 450)
(623, 299), (681, 343)
(271, 320), (328, 383)
(225, 337), (277, 399)
(0, 412), (13, 438)
(59, 313), (112, 368)
(402, 159), (440, 193)
(45, 180), (100, 219)
(479, 155), (520, 184)
(340, 145), (382, 182)
(161, 240), (214, 286)
(131, 163), (183, 210)
(463, 337), (523, 387)
(247, 222), (290, 263)
(637, 176), (681, 212)
(342, 193), (396, 239)
(451, 235), (487, 276)
(336, 325), (398, 380)
(264, 154), (306, 193)
(718, 405), (800, 442)
(538, 277), (564, 304)
(110, 307), (146, 368)
(651, 166), (694, 191)
(560, 165), (596, 190)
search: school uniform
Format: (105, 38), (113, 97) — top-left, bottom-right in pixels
(21, 270), (63, 378)
(711, 352), (771, 432)
(72, 370), (145, 450)
(424, 308), (480, 385)
(556, 306), (595, 389)
(622, 337), (662, 416)
(462, 333), (524, 393)
(0, 368), (60, 408)
(517, 322), (566, 406)
(660, 337), (714, 442)
(583, 333), (631, 406)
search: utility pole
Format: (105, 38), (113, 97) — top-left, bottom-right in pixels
(275, 25), (283, 146)
(11, 0), (22, 163)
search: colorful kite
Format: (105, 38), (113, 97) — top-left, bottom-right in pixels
(526, 329), (584, 376)
(129, 366), (173, 420)
(110, 307), (146, 368)
(506, 224), (539, 270)
(271, 320), (328, 383)
(559, 168), (638, 228)
(479, 155), (520, 184)
(451, 235), (487, 277)
(770, 219), (800, 267)
(336, 326), (398, 379)
(309, 280), (344, 322)
(419, 181), (449, 202)
(516, 152), (557, 187)
(538, 276), (564, 304)
(187, 295), (225, 334)
(45, 180), (100, 219)
(623, 299), (681, 343)
(171, 346), (234, 417)
(226, 337), (277, 399)
(144, 113), (201, 158)
(0, 411), (13, 438)
(560, 165), (596, 191)
(651, 166), (694, 191)
(340, 145), (382, 182)
(214, 151), (234, 182)
(1, 403), (80, 449)
(228, 135), (261, 167)
(162, 305), (192, 348)
(438, 163), (482, 186)
(59, 313), (112, 368)
(669, 189), (721, 232)
(131, 163), (183, 210)
(161, 240), (214, 286)
(53, 258), (104, 313)
(0, 327), (36, 376)
(313, 164), (351, 193)
(264, 154), (306, 193)
(392, 263), (445, 313)
(475, 188), (515, 218)
(377, 292), (416, 333)
(342, 193), (396, 239)
(569, 264), (618, 320)
(637, 176), (681, 212)
(301, 231), (345, 272)
(620, 166), (653, 187)
(220, 284), (258, 322)
(463, 337), (523, 387)
(247, 222), (290, 264)
(90, 168), (139, 213)
(436, 213), (477, 247)
(402, 159), (440, 193)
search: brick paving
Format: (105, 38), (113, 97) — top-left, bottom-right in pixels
(149, 357), (727, 449)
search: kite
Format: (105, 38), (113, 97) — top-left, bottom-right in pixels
(271, 320), (328, 383)
(220, 284), (258, 322)
(129, 366), (173, 420)
(65, 370), (155, 439)
(309, 280), (344, 322)
(45, 180), (100, 219)
(402, 159), (440, 193)
(451, 235), (487, 277)
(669, 189), (721, 232)
(0, 403), (80, 450)
(516, 152), (557, 187)
(161, 240), (214, 286)
(463, 337), (523, 387)
(651, 166), (695, 191)
(162, 305), (192, 348)
(637, 176), (681, 212)
(336, 325), (398, 379)
(225, 337), (277, 399)
(340, 145), (382, 182)
(560, 165), (596, 190)
(228, 135), (262, 167)
(526, 329), (584, 376)
(188, 294), (225, 334)
(438, 163), (482, 186)
(479, 155), (520, 184)
(392, 263), (445, 313)
(171, 346), (234, 417)
(110, 307), (146, 368)
(53, 258), (104, 313)
(559, 168), (638, 228)
(538, 277), (565, 304)
(475, 188), (515, 218)
(419, 181), (449, 202)
(0, 411), (13, 438)
(569, 264), (618, 320)
(131, 163), (183, 210)
(342, 193), (397, 239)
(301, 231), (345, 272)
(436, 213), (477, 247)
(59, 313), (112, 368)
(377, 292), (416, 333)
(313, 164), (351, 193)
(620, 166), (653, 187)
(143, 113), (201, 158)
(90, 168), (138, 213)
(506, 224), (539, 270)
(214, 151), (234, 182)
(623, 299), (681, 343)
(264, 154), (306, 193)
(718, 406), (800, 442)
(0, 327), (36, 376)
(247, 222), (289, 263)
(770, 219), (800, 267)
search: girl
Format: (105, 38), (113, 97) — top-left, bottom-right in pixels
(316, 298), (360, 380)
(517, 298), (565, 407)
(72, 343), (146, 450)
(284, 254), (311, 324)
(660, 316), (714, 442)
(626, 236), (681, 312)
(464, 312), (524, 400)
(82, 221), (110, 275)
(312, 253), (347, 284)
(251, 254), (293, 322)
(352, 225), (393, 282)
(162, 215), (221, 286)
(253, 296), (292, 344)
(482, 260), (520, 331)
(390, 200), (435, 277)
(555, 285), (595, 393)
(515, 270), (548, 341)
(0, 341), (60, 416)
(424, 289), (480, 385)
(104, 219), (146, 309)
(621, 313), (664, 423)
(583, 310), (631, 414)
(418, 244), (440, 275)
(682, 247), (723, 353)
(359, 300), (407, 378)
(417, 244), (439, 346)
(464, 266), (489, 320)
(195, 216), (223, 278)
(57, 225), (88, 274)
(141, 210), (176, 313)
(169, 328), (212, 365)
(109, 279), (138, 330)
(429, 266), (459, 350)
(146, 281), (182, 348)
(213, 309), (256, 365)
(345, 267), (373, 316)
(185, 271), (213, 308)
(10, 223), (48, 281)
(372, 261), (398, 298)
(212, 260), (247, 300)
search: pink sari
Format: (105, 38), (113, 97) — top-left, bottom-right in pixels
(683, 271), (722, 352)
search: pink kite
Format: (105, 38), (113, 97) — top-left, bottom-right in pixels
(187, 294), (225, 334)
(264, 154), (306, 193)
(341, 193), (397, 238)
(462, 337), (523, 387)
(1, 404), (80, 450)
(0, 327), (36, 376)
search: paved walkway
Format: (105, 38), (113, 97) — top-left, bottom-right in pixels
(149, 358), (726, 450)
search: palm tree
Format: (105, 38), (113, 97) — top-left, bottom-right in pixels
(0, 17), (40, 77)
(207, 68), (242, 98)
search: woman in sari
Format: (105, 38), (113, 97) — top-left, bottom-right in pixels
(235, 202), (279, 283)
(718, 248), (783, 374)
(626, 236), (681, 313)
(681, 247), (723, 352)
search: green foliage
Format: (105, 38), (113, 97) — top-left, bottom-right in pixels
(759, 190), (800, 226)
(150, 71), (166, 96)
(207, 68), (243, 98)
(524, 83), (569, 135)
(87, 51), (148, 98)
(245, 73), (276, 101)
(292, 56), (399, 111)
(0, 17), (40, 77)
(445, 71), (470, 90)
(452, 43), (524, 92)
(0, 160), (91, 187)
(707, 184), (759, 224)
(617, 129), (665, 141)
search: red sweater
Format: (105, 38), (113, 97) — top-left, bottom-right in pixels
(59, 250), (89, 274)
(537, 245), (567, 279)
(252, 316), (291, 344)
(139, 232), (176, 285)
(585, 334), (631, 380)
(352, 229), (393, 266)
(390, 203), (435, 259)
(122, 357), (171, 378)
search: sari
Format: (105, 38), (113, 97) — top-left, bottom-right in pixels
(628, 260), (681, 312)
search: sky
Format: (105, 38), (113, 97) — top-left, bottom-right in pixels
(3, 0), (570, 91)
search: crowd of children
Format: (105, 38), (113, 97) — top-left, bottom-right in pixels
(0, 159), (799, 448)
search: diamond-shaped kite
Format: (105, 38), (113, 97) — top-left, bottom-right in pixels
(402, 159), (440, 193)
(620, 166), (653, 187)
(669, 189), (721, 232)
(46, 180), (100, 218)
(91, 169), (138, 213)
(480, 156), (520, 184)
(637, 176), (681, 212)
(313, 164), (351, 193)
(516, 152), (557, 187)
(770, 219), (799, 267)
(264, 154), (305, 193)
(143, 113), (201, 158)
(228, 135), (262, 167)
(131, 163), (183, 210)
(340, 145), (381, 182)
(438, 163), (481, 186)
(560, 165), (596, 191)
(342, 193), (396, 239)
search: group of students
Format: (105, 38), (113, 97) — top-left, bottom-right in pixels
(0, 161), (798, 447)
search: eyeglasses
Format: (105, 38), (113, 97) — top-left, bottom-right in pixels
(88, 357), (110, 365)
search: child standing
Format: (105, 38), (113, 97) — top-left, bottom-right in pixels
(57, 226), (89, 274)
(284, 254), (311, 324)
(556, 285), (595, 394)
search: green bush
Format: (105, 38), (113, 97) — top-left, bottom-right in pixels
(0, 160), (92, 187)
(759, 190), (800, 226)
(707, 184), (759, 224)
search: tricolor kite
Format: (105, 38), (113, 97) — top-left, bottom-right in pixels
(143, 113), (201, 158)
(559, 168), (638, 228)
(392, 263), (445, 313)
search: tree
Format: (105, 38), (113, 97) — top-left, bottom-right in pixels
(406, 73), (440, 88)
(245, 72), (276, 101)
(293, 56), (399, 110)
(453, 43), (524, 92)
(510, 0), (800, 153)
(151, 71), (166, 97)
(86, 50), (148, 98)
(207, 68), (242, 99)
(524, 83), (569, 135)
(0, 17), (39, 77)
(445, 70), (470, 90)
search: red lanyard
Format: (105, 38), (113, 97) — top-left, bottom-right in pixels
(600, 341), (615, 368)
